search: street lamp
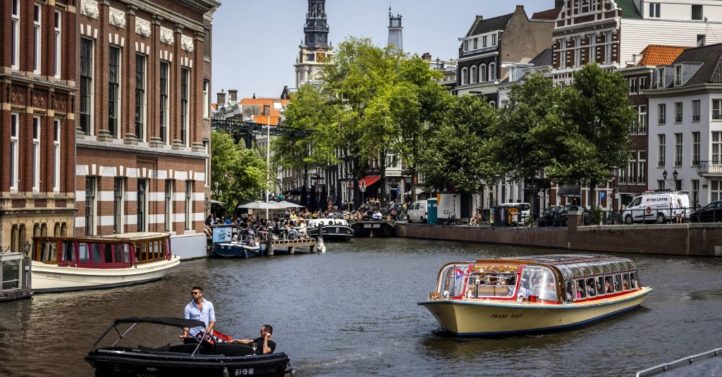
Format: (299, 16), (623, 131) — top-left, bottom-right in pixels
(672, 169), (678, 180)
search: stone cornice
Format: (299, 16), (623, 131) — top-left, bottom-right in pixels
(77, 138), (208, 160)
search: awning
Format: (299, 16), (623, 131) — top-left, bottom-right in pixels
(558, 185), (580, 196)
(359, 175), (381, 189)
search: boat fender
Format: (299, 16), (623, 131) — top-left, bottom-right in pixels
(317, 238), (326, 254)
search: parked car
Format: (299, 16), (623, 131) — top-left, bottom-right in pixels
(689, 201), (722, 222)
(407, 200), (428, 223)
(538, 206), (562, 227)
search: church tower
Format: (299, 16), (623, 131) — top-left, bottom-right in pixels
(295, 0), (333, 87)
(387, 8), (403, 51)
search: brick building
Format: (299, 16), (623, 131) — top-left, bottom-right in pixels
(74, 0), (218, 258)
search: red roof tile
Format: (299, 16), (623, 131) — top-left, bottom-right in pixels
(638, 45), (689, 66)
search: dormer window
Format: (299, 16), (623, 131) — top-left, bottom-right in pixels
(483, 36), (488, 48)
(657, 68), (665, 88)
(492, 33), (497, 46)
(674, 65), (682, 86)
(649, 2), (661, 18)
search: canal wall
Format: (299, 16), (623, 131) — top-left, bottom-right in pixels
(395, 217), (722, 257)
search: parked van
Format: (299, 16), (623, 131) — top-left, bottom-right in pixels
(622, 191), (690, 224)
(407, 200), (428, 223)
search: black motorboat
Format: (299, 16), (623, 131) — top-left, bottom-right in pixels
(85, 317), (292, 377)
(307, 218), (354, 241)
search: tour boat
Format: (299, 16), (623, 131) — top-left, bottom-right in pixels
(418, 254), (652, 336)
(31, 232), (180, 293)
(307, 218), (355, 241)
(210, 228), (262, 258)
(86, 317), (293, 377)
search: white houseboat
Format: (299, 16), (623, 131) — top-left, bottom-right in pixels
(31, 233), (180, 293)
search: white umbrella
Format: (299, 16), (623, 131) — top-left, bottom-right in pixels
(236, 200), (283, 210)
(275, 200), (305, 209)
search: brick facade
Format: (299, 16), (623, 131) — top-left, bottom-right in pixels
(74, 0), (218, 237)
(0, 0), (77, 253)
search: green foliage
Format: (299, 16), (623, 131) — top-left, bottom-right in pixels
(589, 206), (603, 225)
(211, 130), (266, 213)
(420, 95), (500, 192)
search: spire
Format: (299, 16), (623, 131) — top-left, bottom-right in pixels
(388, 7), (403, 51)
(303, 0), (329, 49)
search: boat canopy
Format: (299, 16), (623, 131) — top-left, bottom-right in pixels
(113, 317), (205, 329)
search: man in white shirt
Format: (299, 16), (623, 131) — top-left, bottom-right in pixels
(182, 286), (216, 339)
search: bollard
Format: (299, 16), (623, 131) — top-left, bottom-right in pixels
(266, 238), (274, 256)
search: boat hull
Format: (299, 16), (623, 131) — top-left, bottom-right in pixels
(419, 287), (651, 336)
(86, 349), (290, 377)
(31, 257), (180, 293)
(210, 243), (261, 258)
(308, 226), (355, 242)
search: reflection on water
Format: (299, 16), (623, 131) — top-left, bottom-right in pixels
(1, 238), (721, 377)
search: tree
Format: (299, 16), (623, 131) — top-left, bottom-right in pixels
(420, 95), (500, 193)
(562, 64), (635, 204)
(211, 130), (266, 214)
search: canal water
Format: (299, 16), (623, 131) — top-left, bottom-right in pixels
(1, 238), (721, 377)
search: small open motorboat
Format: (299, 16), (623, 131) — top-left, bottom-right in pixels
(418, 254), (652, 336)
(86, 317), (292, 377)
(307, 218), (354, 241)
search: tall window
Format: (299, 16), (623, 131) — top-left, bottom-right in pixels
(80, 38), (94, 135)
(674, 133), (683, 167)
(85, 177), (96, 236)
(203, 140), (210, 187)
(574, 37), (581, 67)
(588, 34), (596, 63)
(108, 46), (120, 138)
(181, 68), (190, 146)
(33, 4), (41, 74)
(32, 117), (41, 192)
(10, 113), (20, 192)
(692, 132), (700, 165)
(604, 32), (613, 64)
(460, 67), (468, 85)
(692, 99), (701, 122)
(482, 36), (487, 48)
(135, 54), (146, 141)
(658, 134), (666, 166)
(54, 10), (62, 78)
(658, 103), (666, 124)
(713, 99), (722, 120)
(470, 66), (477, 84)
(164, 180), (173, 231)
(202, 80), (210, 118)
(473, 38), (478, 50)
(559, 39), (567, 69)
(160, 61), (170, 143)
(491, 33), (497, 46)
(137, 179), (147, 232)
(629, 78), (638, 94)
(649, 2), (661, 18)
(713, 132), (722, 164)
(53, 119), (61, 192)
(675, 102), (683, 122)
(712, 180), (722, 202)
(185, 181), (193, 230)
(639, 76), (647, 90)
(489, 62), (497, 81)
(638, 151), (647, 184)
(11, 0), (20, 69)
(674, 65), (683, 86)
(114, 178), (124, 233)
(480, 64), (487, 82)
(637, 105), (648, 135)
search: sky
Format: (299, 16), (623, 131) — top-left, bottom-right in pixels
(211, 0), (554, 100)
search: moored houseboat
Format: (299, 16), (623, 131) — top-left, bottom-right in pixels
(31, 233), (180, 293)
(418, 254), (652, 336)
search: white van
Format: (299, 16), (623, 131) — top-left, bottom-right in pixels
(407, 200), (428, 223)
(622, 191), (690, 224)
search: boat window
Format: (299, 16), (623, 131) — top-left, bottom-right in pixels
(78, 243), (89, 262)
(565, 280), (574, 302)
(113, 244), (122, 264)
(104, 244), (113, 263)
(615, 261), (627, 272)
(585, 278), (597, 297)
(474, 270), (517, 298)
(630, 272), (639, 288)
(604, 276), (614, 293)
(558, 265), (572, 280)
(439, 264), (467, 298)
(62, 241), (74, 262)
(592, 264), (603, 275)
(581, 264), (594, 276)
(602, 262), (612, 274)
(622, 273), (630, 290)
(519, 266), (557, 302)
(614, 274), (622, 291)
(575, 279), (587, 300)
(596, 277), (605, 296)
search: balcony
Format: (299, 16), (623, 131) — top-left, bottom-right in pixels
(697, 161), (722, 176)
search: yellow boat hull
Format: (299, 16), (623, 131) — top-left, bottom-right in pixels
(419, 287), (651, 336)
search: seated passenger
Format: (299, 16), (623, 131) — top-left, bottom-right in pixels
(231, 324), (276, 355)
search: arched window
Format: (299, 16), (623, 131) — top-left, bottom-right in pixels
(489, 62), (497, 81)
(19, 224), (27, 254)
(470, 66), (477, 84)
(41, 223), (47, 237)
(461, 67), (468, 85)
(480, 64), (487, 82)
(61, 222), (67, 236)
(54, 222), (61, 236)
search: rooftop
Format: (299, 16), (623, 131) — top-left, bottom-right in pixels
(638, 45), (689, 66)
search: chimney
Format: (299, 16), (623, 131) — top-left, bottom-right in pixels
(217, 90), (226, 105)
(228, 89), (238, 102)
(556, 0), (564, 9)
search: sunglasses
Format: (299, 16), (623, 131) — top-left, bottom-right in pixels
(191, 291), (201, 295)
